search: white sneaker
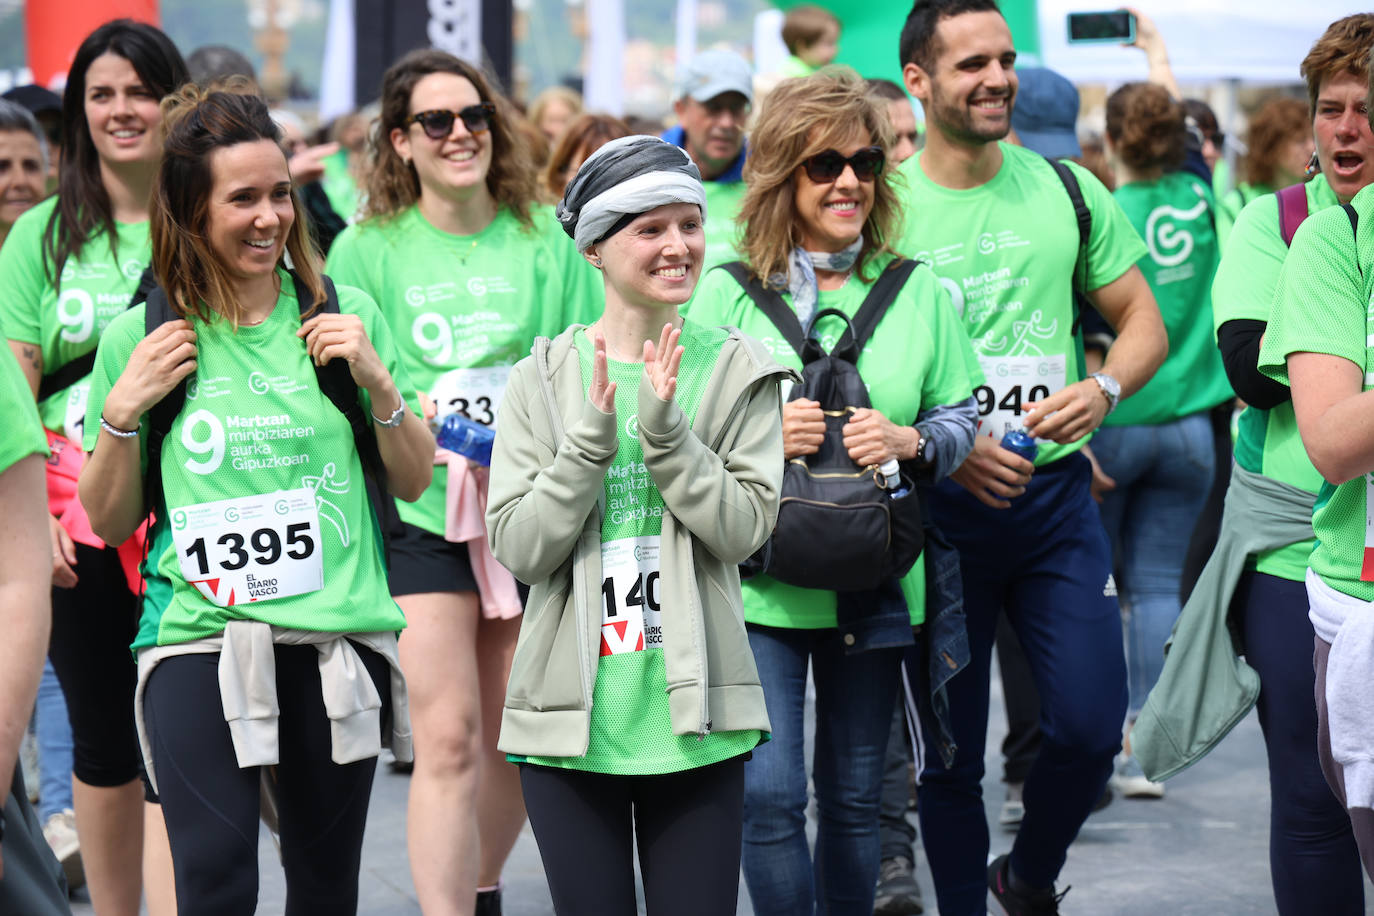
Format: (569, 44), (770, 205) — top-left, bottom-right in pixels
(1110, 753), (1164, 799)
(43, 809), (84, 890)
(999, 781), (1025, 830)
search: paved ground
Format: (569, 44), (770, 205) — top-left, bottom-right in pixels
(70, 667), (1374, 915)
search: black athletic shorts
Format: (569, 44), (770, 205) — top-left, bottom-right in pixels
(387, 521), (479, 597)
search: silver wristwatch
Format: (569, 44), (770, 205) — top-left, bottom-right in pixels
(1088, 372), (1120, 415)
(372, 398), (406, 428)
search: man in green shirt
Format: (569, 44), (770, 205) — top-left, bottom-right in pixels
(892, 2), (1167, 913)
(661, 49), (752, 271)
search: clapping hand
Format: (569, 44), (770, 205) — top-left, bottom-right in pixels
(643, 323), (684, 402)
(589, 330), (617, 413)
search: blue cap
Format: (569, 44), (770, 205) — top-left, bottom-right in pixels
(1011, 67), (1080, 160)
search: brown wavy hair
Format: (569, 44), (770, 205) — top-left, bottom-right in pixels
(363, 49), (537, 227)
(1302, 14), (1374, 114)
(738, 69), (898, 286)
(540, 113), (632, 203)
(150, 82), (324, 327)
(1105, 82), (1186, 173)
(1244, 97), (1310, 186)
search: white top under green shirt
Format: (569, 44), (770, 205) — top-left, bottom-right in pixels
(1259, 181), (1374, 601)
(1214, 174), (1339, 582)
(326, 203), (603, 536)
(83, 271), (418, 650)
(891, 143), (1147, 465)
(516, 319), (761, 774)
(0, 196), (150, 442)
(685, 253), (981, 630)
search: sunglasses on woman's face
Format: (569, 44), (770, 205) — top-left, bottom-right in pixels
(405, 102), (496, 140)
(801, 146), (885, 183)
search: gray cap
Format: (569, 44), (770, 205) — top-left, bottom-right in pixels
(675, 49), (753, 105)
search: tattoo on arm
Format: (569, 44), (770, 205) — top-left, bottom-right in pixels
(21, 346), (38, 371)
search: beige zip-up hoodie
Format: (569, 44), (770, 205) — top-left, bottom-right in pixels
(487, 324), (796, 758)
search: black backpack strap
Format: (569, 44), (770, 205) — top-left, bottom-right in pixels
(1043, 156), (1091, 298)
(847, 259), (919, 352)
(1342, 203), (1363, 280)
(142, 285), (185, 516)
(293, 271), (401, 559)
(715, 261), (808, 357)
(38, 267), (159, 402)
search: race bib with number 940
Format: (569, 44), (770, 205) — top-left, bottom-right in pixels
(599, 536), (662, 657)
(171, 488), (323, 607)
(974, 354), (1066, 442)
(429, 366), (511, 427)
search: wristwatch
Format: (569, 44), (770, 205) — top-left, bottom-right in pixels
(1088, 372), (1121, 415)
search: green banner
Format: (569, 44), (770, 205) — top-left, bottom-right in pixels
(775, 0), (1041, 85)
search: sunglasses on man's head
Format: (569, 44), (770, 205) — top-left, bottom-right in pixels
(801, 146), (885, 183)
(405, 102), (496, 140)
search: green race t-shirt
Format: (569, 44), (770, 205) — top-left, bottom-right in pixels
(891, 143), (1146, 464)
(83, 273), (417, 649)
(0, 196), (150, 442)
(520, 319), (759, 774)
(326, 203), (602, 535)
(1214, 175), (1337, 581)
(1217, 181), (1273, 249)
(1259, 181), (1374, 600)
(1105, 172), (1231, 426)
(702, 179), (746, 276)
(685, 254), (981, 629)
(321, 149), (360, 223)
(0, 343), (47, 475)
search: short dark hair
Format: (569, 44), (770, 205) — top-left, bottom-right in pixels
(865, 78), (908, 102)
(186, 45), (258, 89)
(898, 0), (1003, 73)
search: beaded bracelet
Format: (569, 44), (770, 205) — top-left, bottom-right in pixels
(100, 416), (140, 439)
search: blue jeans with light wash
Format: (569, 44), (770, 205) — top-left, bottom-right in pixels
(741, 624), (903, 916)
(35, 659), (74, 822)
(1090, 412), (1215, 718)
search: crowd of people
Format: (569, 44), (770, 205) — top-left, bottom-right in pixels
(3, 1), (1374, 915)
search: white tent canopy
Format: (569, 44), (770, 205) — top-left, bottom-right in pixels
(1038, 1), (1368, 85)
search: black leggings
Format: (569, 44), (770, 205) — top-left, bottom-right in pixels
(520, 755), (746, 916)
(144, 643), (389, 916)
(49, 542), (142, 787)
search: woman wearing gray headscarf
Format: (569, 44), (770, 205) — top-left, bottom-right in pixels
(485, 135), (795, 914)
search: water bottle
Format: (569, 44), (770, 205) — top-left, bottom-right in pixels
(436, 413), (495, 466)
(1000, 428), (1038, 463)
(877, 458), (910, 500)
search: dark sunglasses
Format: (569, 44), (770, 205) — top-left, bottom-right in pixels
(405, 102), (496, 140)
(801, 146), (885, 183)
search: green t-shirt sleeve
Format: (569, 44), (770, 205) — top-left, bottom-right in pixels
(0, 205), (52, 345)
(1071, 161), (1149, 291)
(323, 223), (379, 292)
(679, 265), (738, 326)
(913, 268), (984, 401)
(1212, 194), (1286, 331)
(542, 209), (603, 331)
(1259, 206), (1367, 385)
(81, 306), (145, 453)
(0, 345), (47, 473)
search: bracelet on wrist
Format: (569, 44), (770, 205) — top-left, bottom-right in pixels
(372, 397), (405, 428)
(100, 415), (140, 439)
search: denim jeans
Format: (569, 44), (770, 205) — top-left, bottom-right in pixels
(1091, 413), (1215, 718)
(35, 659), (74, 821)
(742, 624), (903, 916)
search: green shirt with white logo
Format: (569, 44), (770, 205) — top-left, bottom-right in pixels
(891, 143), (1146, 465)
(1214, 175), (1338, 581)
(1105, 172), (1231, 426)
(83, 273), (416, 649)
(686, 253), (980, 629)
(1260, 181), (1374, 600)
(0, 196), (150, 442)
(326, 203), (602, 535)
(519, 319), (759, 774)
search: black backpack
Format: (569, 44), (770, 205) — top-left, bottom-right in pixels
(718, 260), (924, 592)
(141, 271), (400, 561)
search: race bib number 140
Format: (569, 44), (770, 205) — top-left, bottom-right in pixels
(172, 488), (323, 606)
(599, 536), (662, 656)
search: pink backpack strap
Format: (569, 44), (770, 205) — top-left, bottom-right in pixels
(1276, 183), (1310, 248)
